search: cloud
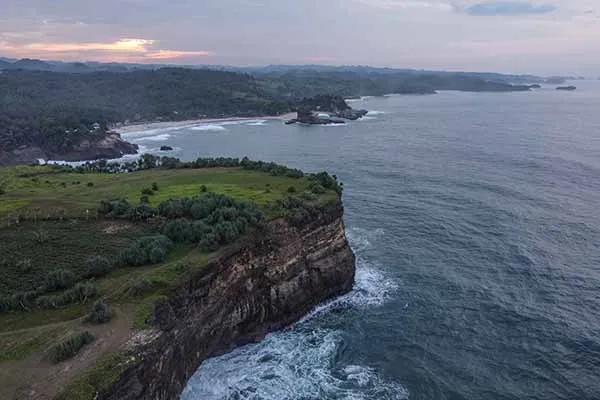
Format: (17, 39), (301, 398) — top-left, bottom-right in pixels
(355, 0), (453, 11)
(0, 38), (214, 62)
(466, 1), (557, 16)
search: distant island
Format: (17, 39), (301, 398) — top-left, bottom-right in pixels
(556, 85), (577, 91)
(0, 60), (559, 165)
(285, 95), (368, 125)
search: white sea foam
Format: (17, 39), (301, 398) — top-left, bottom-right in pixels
(367, 110), (386, 116)
(134, 133), (172, 142)
(182, 227), (403, 400)
(121, 124), (192, 139)
(190, 124), (227, 132)
(246, 120), (268, 126)
(45, 144), (150, 166)
(182, 325), (407, 400)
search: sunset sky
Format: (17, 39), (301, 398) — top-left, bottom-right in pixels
(1, 0), (598, 74)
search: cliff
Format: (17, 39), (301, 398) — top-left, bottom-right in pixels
(98, 202), (355, 399)
(0, 132), (138, 165)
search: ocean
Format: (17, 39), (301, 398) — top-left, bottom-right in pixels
(123, 82), (600, 400)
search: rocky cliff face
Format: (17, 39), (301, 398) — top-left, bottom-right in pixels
(0, 132), (138, 165)
(102, 202), (355, 400)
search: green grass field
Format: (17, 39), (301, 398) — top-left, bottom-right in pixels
(0, 166), (325, 218)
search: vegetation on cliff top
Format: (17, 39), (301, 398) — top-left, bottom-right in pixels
(0, 157), (342, 400)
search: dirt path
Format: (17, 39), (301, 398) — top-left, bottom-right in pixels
(3, 306), (135, 400)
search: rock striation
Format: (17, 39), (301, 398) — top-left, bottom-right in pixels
(100, 200), (356, 400)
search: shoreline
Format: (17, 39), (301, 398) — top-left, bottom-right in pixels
(114, 113), (297, 134)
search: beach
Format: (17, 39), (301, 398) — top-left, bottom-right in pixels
(114, 113), (297, 134)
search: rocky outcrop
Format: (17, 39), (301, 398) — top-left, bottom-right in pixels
(54, 132), (139, 162)
(0, 132), (138, 165)
(101, 201), (355, 400)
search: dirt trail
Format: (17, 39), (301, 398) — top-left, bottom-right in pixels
(2, 306), (134, 400)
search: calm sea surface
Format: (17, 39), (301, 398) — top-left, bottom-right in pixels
(123, 82), (600, 400)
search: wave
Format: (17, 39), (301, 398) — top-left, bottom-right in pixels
(366, 110), (386, 116)
(134, 133), (172, 142)
(182, 227), (403, 400)
(190, 124), (228, 132)
(246, 120), (268, 126)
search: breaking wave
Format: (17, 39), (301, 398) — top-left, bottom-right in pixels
(181, 227), (405, 400)
(190, 124), (228, 132)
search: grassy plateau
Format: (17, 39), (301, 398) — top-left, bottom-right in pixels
(0, 160), (340, 400)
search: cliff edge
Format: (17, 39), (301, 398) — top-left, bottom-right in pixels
(97, 202), (355, 399)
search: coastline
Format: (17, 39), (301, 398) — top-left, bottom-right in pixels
(114, 113), (297, 134)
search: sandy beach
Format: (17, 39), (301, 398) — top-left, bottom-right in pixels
(114, 113), (297, 134)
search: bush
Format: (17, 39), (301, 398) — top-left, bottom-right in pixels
(87, 182), (94, 187)
(0, 291), (38, 313)
(85, 299), (113, 324)
(140, 195), (150, 204)
(0, 187), (5, 195)
(48, 331), (95, 363)
(310, 183), (326, 194)
(141, 187), (154, 196)
(84, 256), (113, 278)
(162, 219), (193, 243)
(120, 235), (172, 266)
(46, 269), (76, 292)
(200, 184), (208, 193)
(152, 182), (159, 191)
(37, 282), (98, 309)
(287, 186), (297, 193)
(98, 199), (132, 218)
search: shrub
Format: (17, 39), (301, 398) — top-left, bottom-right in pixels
(0, 291), (38, 313)
(46, 269), (76, 292)
(129, 204), (156, 221)
(48, 332), (95, 364)
(200, 184), (208, 193)
(120, 235), (172, 266)
(37, 282), (98, 309)
(87, 182), (94, 187)
(140, 195), (150, 204)
(0, 187), (5, 195)
(152, 182), (159, 191)
(84, 256), (113, 278)
(98, 199), (132, 219)
(141, 187), (154, 196)
(85, 299), (113, 324)
(162, 219), (193, 243)
(287, 186), (297, 193)
(310, 183), (326, 194)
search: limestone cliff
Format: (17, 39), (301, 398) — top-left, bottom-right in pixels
(101, 201), (355, 399)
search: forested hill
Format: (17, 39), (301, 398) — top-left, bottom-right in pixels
(1, 66), (533, 164)
(0, 68), (291, 162)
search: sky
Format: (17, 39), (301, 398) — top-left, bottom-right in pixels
(1, 0), (598, 75)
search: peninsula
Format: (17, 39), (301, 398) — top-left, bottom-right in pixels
(0, 156), (356, 400)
